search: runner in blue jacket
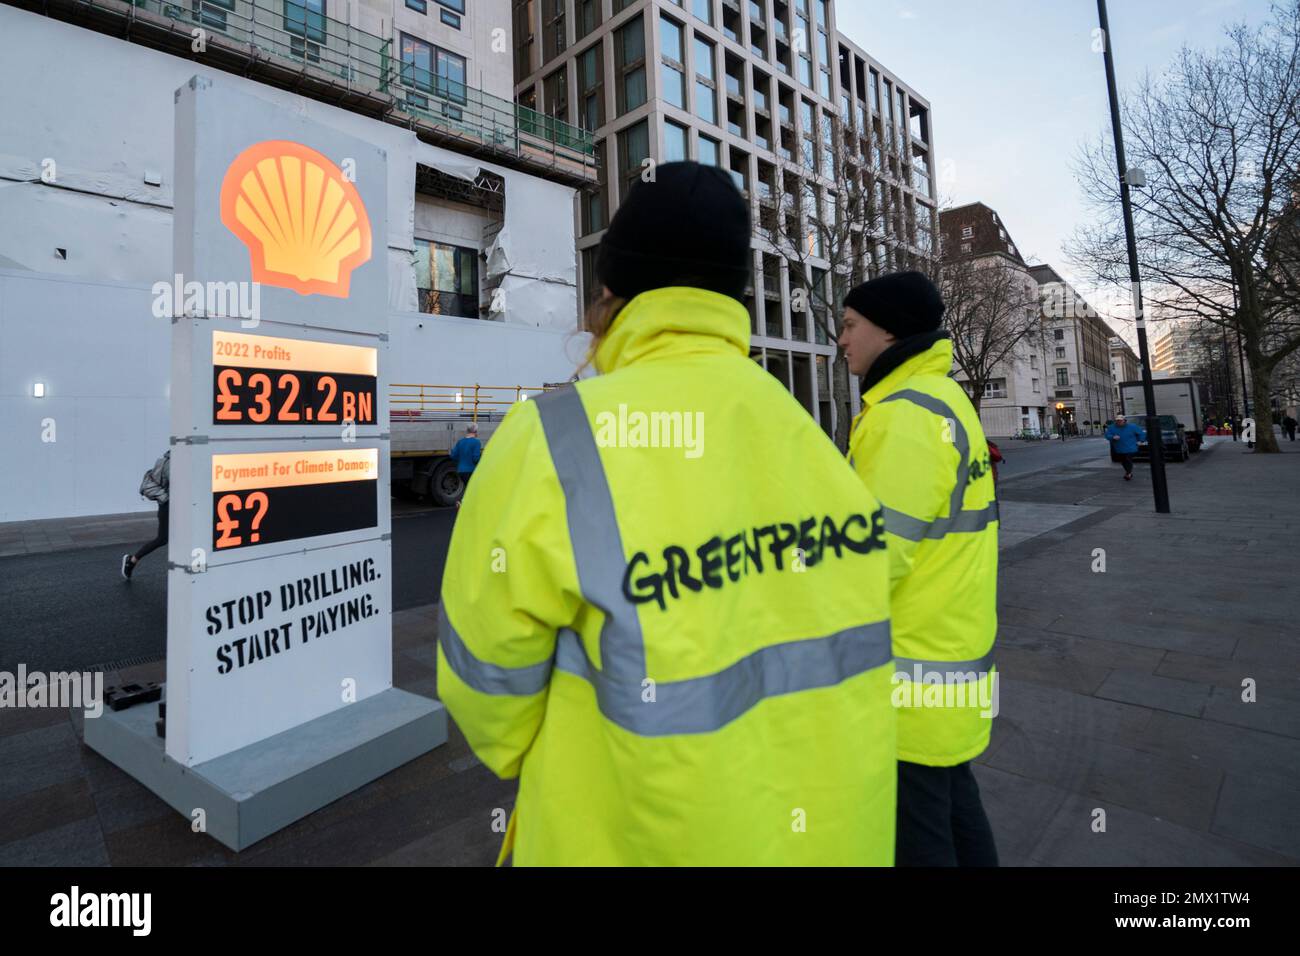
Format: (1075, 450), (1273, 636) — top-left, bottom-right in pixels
(1105, 414), (1147, 481)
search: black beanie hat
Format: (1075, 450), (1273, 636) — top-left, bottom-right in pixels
(843, 271), (946, 339)
(596, 161), (752, 303)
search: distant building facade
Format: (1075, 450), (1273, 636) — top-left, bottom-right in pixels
(1030, 264), (1114, 434)
(940, 202), (1050, 437)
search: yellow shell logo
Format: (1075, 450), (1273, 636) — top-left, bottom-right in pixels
(220, 140), (372, 298)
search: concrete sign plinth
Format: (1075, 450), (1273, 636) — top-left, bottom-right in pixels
(86, 686), (445, 851)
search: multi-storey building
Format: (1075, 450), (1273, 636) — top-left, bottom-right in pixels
(1152, 321), (1260, 422)
(1109, 336), (1140, 415)
(0, 0), (599, 519)
(939, 203), (1050, 437)
(1151, 324), (1208, 379)
(513, 0), (937, 435)
(1030, 264), (1114, 434)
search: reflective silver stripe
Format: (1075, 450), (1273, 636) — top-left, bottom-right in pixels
(878, 389), (998, 541)
(534, 386), (646, 684)
(439, 603), (553, 696)
(935, 499), (999, 535)
(883, 500), (1000, 542)
(881, 505), (929, 541)
(893, 650), (996, 684)
(555, 621), (893, 736)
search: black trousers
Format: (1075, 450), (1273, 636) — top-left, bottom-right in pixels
(896, 760), (999, 867)
(133, 500), (169, 563)
(1117, 452), (1134, 475)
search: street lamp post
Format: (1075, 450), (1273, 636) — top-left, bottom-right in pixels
(1096, 0), (1171, 513)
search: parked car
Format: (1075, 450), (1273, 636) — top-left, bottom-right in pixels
(1134, 414), (1191, 462)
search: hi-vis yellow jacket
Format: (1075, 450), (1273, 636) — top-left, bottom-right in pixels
(848, 336), (998, 767)
(437, 287), (897, 866)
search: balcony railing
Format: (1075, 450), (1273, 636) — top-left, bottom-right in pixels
(70, 0), (595, 174)
(397, 62), (594, 158)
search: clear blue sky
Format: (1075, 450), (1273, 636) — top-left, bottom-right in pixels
(835, 0), (1277, 345)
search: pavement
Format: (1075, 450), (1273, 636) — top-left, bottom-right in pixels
(1, 433), (1298, 865)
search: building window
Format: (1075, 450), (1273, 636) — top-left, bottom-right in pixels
(693, 0), (713, 25)
(961, 225), (973, 239)
(699, 135), (720, 166)
(581, 247), (600, 310)
(619, 120), (651, 201)
(616, 16), (647, 115)
(576, 0), (601, 40)
(1056, 346), (1066, 358)
(661, 15), (686, 109)
(820, 109), (834, 178)
(193, 0), (236, 31)
(1054, 328), (1065, 340)
(1032, 378), (1040, 393)
(1030, 354), (1038, 368)
(582, 142), (608, 235)
(542, 0), (567, 59)
(577, 43), (605, 131)
(441, 9), (461, 27)
(436, 0), (465, 10)
(665, 120), (689, 162)
(799, 99), (815, 171)
(513, 0), (535, 78)
(1056, 368), (1070, 387)
(960, 242), (971, 254)
(544, 66), (568, 123)
(285, 0), (326, 62)
(694, 37), (717, 126)
(414, 239), (478, 318)
(401, 35), (467, 109)
(406, 0), (427, 12)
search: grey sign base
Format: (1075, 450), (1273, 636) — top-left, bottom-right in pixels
(83, 686), (446, 851)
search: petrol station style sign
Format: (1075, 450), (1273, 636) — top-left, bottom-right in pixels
(85, 77), (444, 850)
(211, 331), (379, 427)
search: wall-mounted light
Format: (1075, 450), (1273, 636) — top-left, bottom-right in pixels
(33, 382), (46, 398)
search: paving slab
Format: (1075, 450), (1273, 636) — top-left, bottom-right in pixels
(1094, 670), (1214, 718)
(1210, 775), (1300, 858)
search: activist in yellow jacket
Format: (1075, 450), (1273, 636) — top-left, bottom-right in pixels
(440, 163), (897, 865)
(846, 331), (998, 767)
(437, 284), (897, 865)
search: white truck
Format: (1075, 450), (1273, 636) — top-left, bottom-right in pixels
(1120, 376), (1204, 458)
(389, 382), (562, 505)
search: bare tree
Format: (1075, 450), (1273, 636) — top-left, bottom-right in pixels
(1069, 0), (1300, 452)
(938, 255), (1044, 417)
(764, 115), (935, 449)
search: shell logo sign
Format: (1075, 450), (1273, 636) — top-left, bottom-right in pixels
(220, 140), (372, 298)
